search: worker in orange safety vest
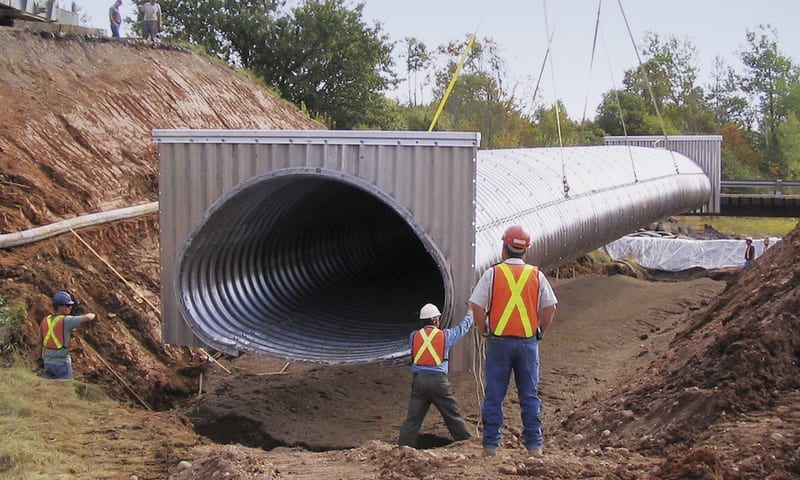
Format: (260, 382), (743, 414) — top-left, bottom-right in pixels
(397, 303), (473, 448)
(470, 225), (558, 458)
(40, 291), (97, 380)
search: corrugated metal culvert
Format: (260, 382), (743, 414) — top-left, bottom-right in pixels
(157, 130), (710, 367)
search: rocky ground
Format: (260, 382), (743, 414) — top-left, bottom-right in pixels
(0, 26), (798, 479)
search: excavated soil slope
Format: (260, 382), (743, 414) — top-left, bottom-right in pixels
(0, 27), (798, 480)
(0, 26), (320, 408)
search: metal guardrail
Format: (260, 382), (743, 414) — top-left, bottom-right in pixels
(720, 179), (800, 196)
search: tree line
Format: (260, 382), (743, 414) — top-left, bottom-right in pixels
(153, 0), (800, 180)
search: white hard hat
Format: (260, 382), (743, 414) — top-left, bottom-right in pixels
(746, 236), (753, 242)
(419, 303), (441, 320)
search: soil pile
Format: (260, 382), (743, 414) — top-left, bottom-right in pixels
(0, 27), (798, 480)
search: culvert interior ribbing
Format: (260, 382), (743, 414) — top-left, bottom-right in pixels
(177, 171), (449, 364)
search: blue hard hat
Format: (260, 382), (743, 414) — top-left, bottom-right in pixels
(52, 291), (75, 307)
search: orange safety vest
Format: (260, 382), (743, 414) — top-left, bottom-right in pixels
(41, 314), (66, 349)
(411, 326), (446, 366)
(488, 263), (540, 338)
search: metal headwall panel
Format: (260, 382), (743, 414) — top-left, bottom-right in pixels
(157, 131), (710, 368)
(474, 146), (711, 273)
(604, 135), (721, 213)
(157, 130), (479, 366)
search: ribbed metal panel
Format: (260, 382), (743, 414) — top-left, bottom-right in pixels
(157, 130), (478, 365)
(604, 135), (721, 213)
(158, 131), (710, 366)
(475, 146), (710, 272)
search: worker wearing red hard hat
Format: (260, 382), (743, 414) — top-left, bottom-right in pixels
(469, 225), (558, 458)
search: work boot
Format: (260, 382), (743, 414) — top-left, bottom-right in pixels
(482, 447), (497, 457)
(527, 447), (543, 457)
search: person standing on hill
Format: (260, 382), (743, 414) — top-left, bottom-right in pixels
(109, 0), (122, 38)
(470, 225), (558, 458)
(138, 0), (161, 44)
(397, 303), (473, 448)
(744, 237), (756, 268)
(40, 291), (97, 380)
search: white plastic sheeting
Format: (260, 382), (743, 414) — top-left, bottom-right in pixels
(603, 236), (780, 271)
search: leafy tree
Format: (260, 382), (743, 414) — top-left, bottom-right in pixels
(775, 113), (800, 179)
(708, 56), (754, 129)
(424, 36), (539, 148)
(739, 25), (800, 175)
(595, 89), (651, 136)
(621, 32), (714, 134)
(158, 0), (282, 65)
(719, 122), (759, 179)
(402, 37), (432, 106)
(249, 0), (397, 129)
(159, 0), (397, 129)
(531, 101), (583, 146)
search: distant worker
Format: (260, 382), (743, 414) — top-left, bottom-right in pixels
(763, 237), (771, 251)
(109, 0), (122, 38)
(470, 225), (558, 458)
(40, 291), (97, 380)
(397, 303), (473, 448)
(138, 0), (161, 44)
(744, 236), (755, 268)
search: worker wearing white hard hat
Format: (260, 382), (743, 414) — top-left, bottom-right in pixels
(397, 303), (473, 447)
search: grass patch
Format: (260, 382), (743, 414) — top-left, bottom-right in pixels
(0, 364), (117, 479)
(678, 216), (798, 238)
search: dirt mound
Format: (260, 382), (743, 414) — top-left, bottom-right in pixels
(563, 223), (800, 477)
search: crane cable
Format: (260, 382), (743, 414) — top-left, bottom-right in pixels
(602, 33), (639, 182)
(580, 0), (603, 125)
(616, 0), (680, 174)
(542, 0), (570, 198)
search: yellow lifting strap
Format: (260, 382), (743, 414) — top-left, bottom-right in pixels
(428, 33), (477, 132)
(413, 328), (443, 365)
(43, 314), (65, 349)
(493, 264), (535, 337)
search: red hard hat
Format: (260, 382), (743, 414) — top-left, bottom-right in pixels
(502, 225), (531, 250)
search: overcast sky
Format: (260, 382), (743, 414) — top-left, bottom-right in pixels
(76, 0), (800, 120)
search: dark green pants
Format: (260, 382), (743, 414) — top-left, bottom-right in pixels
(397, 372), (471, 447)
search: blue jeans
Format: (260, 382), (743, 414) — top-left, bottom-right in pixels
(111, 23), (120, 38)
(44, 362), (73, 380)
(481, 336), (541, 450)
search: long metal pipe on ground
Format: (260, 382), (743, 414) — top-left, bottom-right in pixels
(0, 202), (159, 249)
(175, 145), (710, 364)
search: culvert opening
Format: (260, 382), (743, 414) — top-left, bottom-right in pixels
(177, 168), (452, 364)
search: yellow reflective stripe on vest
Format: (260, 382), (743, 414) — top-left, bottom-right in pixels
(413, 328), (443, 365)
(43, 314), (64, 349)
(493, 264), (535, 337)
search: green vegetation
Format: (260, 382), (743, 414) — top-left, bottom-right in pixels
(0, 296), (26, 353)
(695, 216), (799, 238)
(0, 366), (97, 478)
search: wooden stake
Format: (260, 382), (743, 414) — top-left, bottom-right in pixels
(197, 347), (231, 374)
(256, 362), (291, 376)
